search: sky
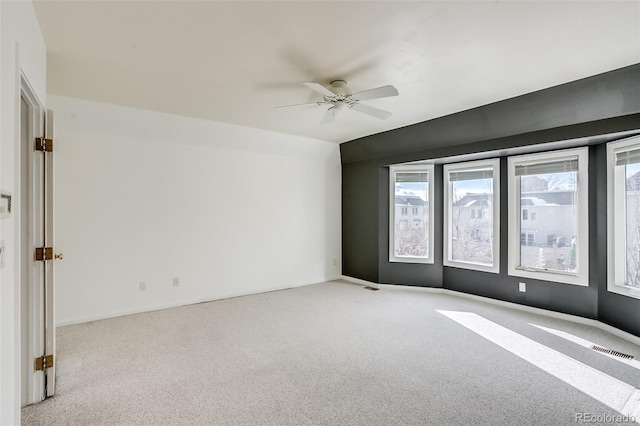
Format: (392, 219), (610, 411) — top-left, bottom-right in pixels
(627, 163), (640, 179)
(396, 182), (427, 200)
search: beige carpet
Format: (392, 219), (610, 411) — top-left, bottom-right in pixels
(21, 280), (640, 425)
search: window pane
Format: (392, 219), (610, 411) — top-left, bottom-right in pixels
(451, 176), (493, 265)
(394, 173), (428, 258)
(625, 163), (640, 287)
(519, 171), (578, 272)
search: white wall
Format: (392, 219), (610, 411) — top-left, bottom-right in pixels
(49, 95), (341, 325)
(0, 1), (47, 424)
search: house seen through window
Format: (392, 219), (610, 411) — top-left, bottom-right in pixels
(518, 171), (577, 271)
(508, 147), (588, 286)
(444, 159), (500, 273)
(389, 164), (434, 264)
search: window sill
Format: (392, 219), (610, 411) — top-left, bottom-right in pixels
(389, 256), (434, 265)
(444, 260), (499, 274)
(607, 284), (640, 300)
(508, 267), (588, 287)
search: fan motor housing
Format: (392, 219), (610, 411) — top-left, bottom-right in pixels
(330, 80), (350, 95)
(323, 80), (354, 106)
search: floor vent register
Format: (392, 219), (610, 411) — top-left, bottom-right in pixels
(591, 345), (634, 360)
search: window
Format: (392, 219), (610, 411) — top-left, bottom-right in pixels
(389, 164), (434, 264)
(520, 233), (535, 246)
(607, 136), (640, 299)
(443, 159), (500, 273)
(508, 147), (588, 286)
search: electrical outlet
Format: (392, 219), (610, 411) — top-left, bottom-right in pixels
(173, 277), (179, 287)
(519, 282), (526, 293)
(139, 281), (146, 291)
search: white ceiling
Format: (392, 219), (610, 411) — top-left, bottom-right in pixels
(33, 1), (640, 144)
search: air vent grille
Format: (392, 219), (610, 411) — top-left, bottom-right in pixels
(591, 345), (634, 360)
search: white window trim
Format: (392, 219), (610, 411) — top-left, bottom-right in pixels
(607, 135), (640, 300)
(443, 158), (500, 273)
(389, 164), (434, 264)
(507, 147), (589, 286)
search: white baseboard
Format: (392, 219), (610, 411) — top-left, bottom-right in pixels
(340, 275), (640, 346)
(57, 279), (321, 326)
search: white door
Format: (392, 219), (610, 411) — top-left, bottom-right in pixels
(43, 109), (56, 398)
(19, 87), (56, 405)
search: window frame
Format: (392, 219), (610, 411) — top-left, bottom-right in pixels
(607, 135), (640, 300)
(507, 147), (589, 286)
(443, 158), (500, 273)
(389, 164), (435, 264)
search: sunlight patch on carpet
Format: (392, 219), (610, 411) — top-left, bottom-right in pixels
(438, 310), (640, 422)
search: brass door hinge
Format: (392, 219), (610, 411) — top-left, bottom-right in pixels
(35, 137), (53, 152)
(34, 247), (53, 261)
(35, 354), (54, 371)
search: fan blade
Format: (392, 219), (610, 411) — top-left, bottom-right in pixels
(352, 85), (398, 101)
(351, 103), (392, 120)
(274, 102), (323, 109)
(303, 82), (336, 97)
(320, 107), (337, 125)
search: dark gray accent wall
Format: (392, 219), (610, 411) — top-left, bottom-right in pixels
(342, 64), (640, 164)
(340, 64), (640, 336)
(342, 160), (380, 283)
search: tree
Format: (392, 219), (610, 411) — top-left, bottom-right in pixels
(395, 226), (427, 257)
(450, 194), (493, 264)
(536, 248), (546, 269)
(626, 185), (640, 287)
(567, 237), (577, 271)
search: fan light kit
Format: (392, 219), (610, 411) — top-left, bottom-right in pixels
(276, 80), (399, 124)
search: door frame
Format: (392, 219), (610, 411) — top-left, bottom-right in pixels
(18, 71), (46, 406)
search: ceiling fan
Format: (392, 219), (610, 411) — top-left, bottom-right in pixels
(275, 80), (399, 124)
